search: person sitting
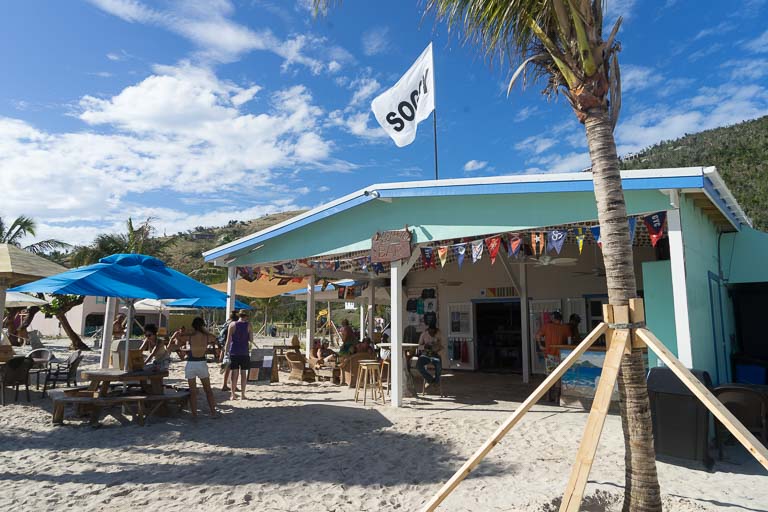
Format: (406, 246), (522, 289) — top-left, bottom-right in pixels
(138, 323), (159, 353)
(112, 313), (127, 339)
(315, 340), (337, 367)
(144, 334), (171, 371)
(417, 324), (443, 387)
(355, 336), (373, 354)
(338, 319), (357, 355)
(169, 326), (189, 360)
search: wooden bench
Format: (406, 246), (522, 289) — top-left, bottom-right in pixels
(51, 390), (190, 427)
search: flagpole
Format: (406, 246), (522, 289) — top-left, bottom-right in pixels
(433, 110), (439, 180)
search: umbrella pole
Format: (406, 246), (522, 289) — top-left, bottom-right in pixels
(0, 283), (7, 337)
(124, 299), (136, 370)
(100, 297), (117, 368)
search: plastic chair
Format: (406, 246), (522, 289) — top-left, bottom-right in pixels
(27, 348), (55, 389)
(43, 351), (83, 396)
(1, 356), (34, 404)
(713, 384), (768, 459)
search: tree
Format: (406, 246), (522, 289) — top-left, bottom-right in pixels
(317, 1), (660, 509)
(0, 215), (70, 254)
(40, 296), (90, 351)
(70, 217), (174, 266)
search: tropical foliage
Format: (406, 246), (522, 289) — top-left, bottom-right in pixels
(70, 217), (174, 266)
(621, 115), (768, 230)
(0, 215), (70, 254)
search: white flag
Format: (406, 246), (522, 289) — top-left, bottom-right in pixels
(371, 43), (435, 147)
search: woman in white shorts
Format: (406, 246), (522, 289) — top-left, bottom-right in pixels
(180, 317), (218, 418)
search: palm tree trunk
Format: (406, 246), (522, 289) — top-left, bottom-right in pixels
(56, 312), (90, 351)
(584, 106), (662, 512)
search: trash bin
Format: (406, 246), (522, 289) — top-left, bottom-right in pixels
(647, 367), (714, 469)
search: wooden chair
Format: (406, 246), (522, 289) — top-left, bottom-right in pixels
(339, 351), (376, 387)
(354, 361), (385, 405)
(1, 356), (34, 404)
(380, 359), (391, 396)
(285, 352), (315, 382)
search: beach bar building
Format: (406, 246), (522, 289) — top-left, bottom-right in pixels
(203, 167), (768, 407)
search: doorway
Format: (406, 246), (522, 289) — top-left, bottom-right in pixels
(474, 300), (522, 373)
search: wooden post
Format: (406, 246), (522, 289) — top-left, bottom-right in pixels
(559, 305), (629, 512)
(225, 266), (237, 317)
(99, 296), (117, 368)
(637, 328), (768, 470)
(306, 275), (315, 359)
(390, 260), (404, 407)
(421, 322), (609, 512)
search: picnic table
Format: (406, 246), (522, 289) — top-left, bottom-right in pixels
(81, 368), (168, 397)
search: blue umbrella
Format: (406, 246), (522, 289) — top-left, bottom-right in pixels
(11, 253), (223, 300)
(168, 297), (251, 310)
(11, 254), (229, 368)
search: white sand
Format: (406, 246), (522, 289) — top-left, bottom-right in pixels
(1, 338), (766, 511)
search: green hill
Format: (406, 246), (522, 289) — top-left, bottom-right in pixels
(620, 115), (768, 230)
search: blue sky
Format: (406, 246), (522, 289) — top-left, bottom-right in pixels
(1, 0), (767, 246)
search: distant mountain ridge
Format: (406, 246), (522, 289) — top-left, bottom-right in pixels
(620, 115), (768, 230)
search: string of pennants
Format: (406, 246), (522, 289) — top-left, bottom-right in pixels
(237, 212), (667, 280)
(419, 212), (667, 270)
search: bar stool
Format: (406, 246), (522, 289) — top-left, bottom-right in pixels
(380, 359), (391, 396)
(355, 361), (385, 405)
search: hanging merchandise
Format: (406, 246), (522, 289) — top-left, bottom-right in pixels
(485, 235), (502, 265)
(237, 267), (259, 282)
(644, 212), (667, 247)
(628, 217), (637, 244)
(460, 338), (469, 363)
(508, 233), (522, 257)
(471, 239), (484, 263)
(336, 286), (347, 299)
(590, 225), (602, 248)
(548, 229), (568, 255)
(575, 227), (586, 254)
(437, 246), (448, 268)
(454, 244), (467, 269)
(421, 247), (437, 269)
(373, 263), (385, 274)
(334, 259), (340, 271)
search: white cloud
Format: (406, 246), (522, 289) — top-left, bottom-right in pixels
(349, 77), (380, 107)
(463, 160), (488, 172)
(689, 43), (723, 62)
(362, 27), (390, 56)
(605, 0), (637, 23)
(87, 0), (335, 72)
(745, 30), (768, 53)
(694, 21), (736, 40)
(723, 58), (768, 80)
(514, 136), (557, 155)
(621, 64), (663, 93)
(0, 64), (339, 246)
(513, 105), (539, 122)
(327, 110), (387, 141)
(106, 52), (122, 61)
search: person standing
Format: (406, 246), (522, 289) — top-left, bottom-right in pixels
(417, 324), (443, 387)
(535, 311), (571, 402)
(224, 310), (253, 401)
(219, 311), (239, 392)
(182, 317), (218, 418)
(568, 314), (582, 344)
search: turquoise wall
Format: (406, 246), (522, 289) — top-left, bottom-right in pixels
(679, 195), (734, 384)
(234, 189), (672, 266)
(642, 260), (677, 369)
(720, 226), (768, 284)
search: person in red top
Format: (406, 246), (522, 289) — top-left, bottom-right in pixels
(535, 311), (570, 403)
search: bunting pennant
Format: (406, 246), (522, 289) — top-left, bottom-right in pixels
(590, 225), (602, 248)
(644, 212), (667, 247)
(548, 229), (567, 255)
(421, 247), (437, 269)
(508, 234), (522, 257)
(575, 228), (586, 254)
(277, 277), (291, 286)
(485, 236), (502, 265)
(334, 259), (340, 271)
(454, 244), (467, 269)
(237, 267), (259, 282)
(471, 239), (484, 263)
(320, 280), (329, 291)
(437, 246), (448, 268)
(533, 232), (546, 255)
(373, 262), (385, 274)
(337, 286), (346, 299)
(628, 217), (637, 245)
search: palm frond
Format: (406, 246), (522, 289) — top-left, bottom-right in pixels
(23, 239), (72, 255)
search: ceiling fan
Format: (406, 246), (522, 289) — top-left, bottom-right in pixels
(573, 265), (606, 277)
(528, 255), (578, 267)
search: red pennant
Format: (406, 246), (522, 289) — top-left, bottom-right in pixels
(485, 236), (502, 265)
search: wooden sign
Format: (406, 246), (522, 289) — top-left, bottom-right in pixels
(371, 227), (412, 263)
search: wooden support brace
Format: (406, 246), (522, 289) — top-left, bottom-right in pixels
(637, 328), (768, 471)
(629, 298), (646, 349)
(421, 322), (609, 512)
(559, 329), (630, 512)
(612, 305), (631, 356)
